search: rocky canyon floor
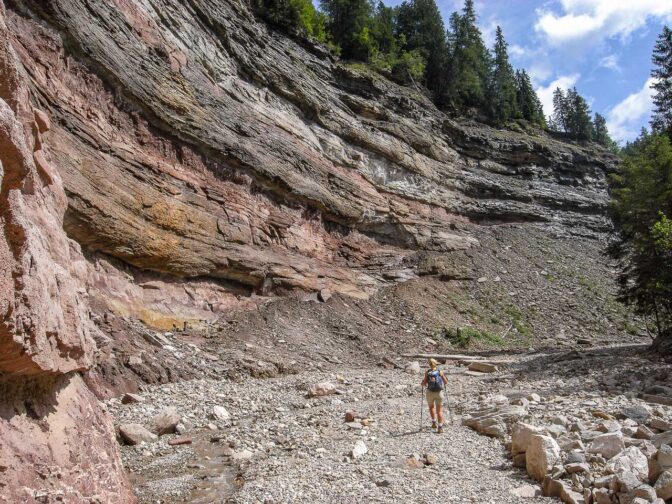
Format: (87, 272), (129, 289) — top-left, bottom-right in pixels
(107, 333), (672, 504)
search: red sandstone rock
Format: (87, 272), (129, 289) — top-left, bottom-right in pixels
(0, 5), (134, 500)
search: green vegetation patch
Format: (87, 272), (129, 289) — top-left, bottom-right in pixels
(442, 326), (503, 348)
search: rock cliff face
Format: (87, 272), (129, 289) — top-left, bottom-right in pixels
(0, 3), (134, 501)
(6, 0), (615, 328)
(1, 0), (619, 499)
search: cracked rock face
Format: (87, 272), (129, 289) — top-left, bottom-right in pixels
(6, 0), (615, 314)
(0, 3), (134, 500)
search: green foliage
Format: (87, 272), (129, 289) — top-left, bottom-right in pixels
(516, 70), (546, 127)
(320, 0), (375, 60)
(609, 132), (672, 339)
(442, 326), (503, 348)
(593, 113), (616, 149)
(488, 26), (519, 123)
(443, 0), (492, 110)
(396, 0), (446, 96)
(651, 26), (672, 139)
(251, 0), (327, 41)
(549, 87), (593, 141)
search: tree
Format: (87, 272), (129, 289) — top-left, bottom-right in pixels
(443, 0), (492, 110)
(488, 26), (518, 123)
(551, 87), (569, 132)
(593, 113), (615, 148)
(396, 0), (447, 96)
(566, 87), (592, 141)
(320, 0), (374, 60)
(251, 0), (326, 40)
(550, 87), (592, 140)
(609, 132), (672, 341)
(515, 70), (545, 126)
(651, 26), (672, 139)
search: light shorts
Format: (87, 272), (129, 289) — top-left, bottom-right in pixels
(426, 390), (444, 407)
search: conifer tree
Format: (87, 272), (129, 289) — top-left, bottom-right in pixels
(396, 0), (446, 96)
(320, 0), (374, 60)
(489, 26), (519, 123)
(651, 26), (672, 139)
(593, 113), (614, 147)
(566, 88), (593, 141)
(515, 70), (545, 126)
(551, 87), (569, 132)
(443, 0), (492, 110)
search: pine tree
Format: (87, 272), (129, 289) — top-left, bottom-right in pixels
(593, 113), (614, 147)
(443, 0), (492, 110)
(488, 26), (519, 123)
(320, 0), (374, 60)
(370, 2), (397, 55)
(551, 87), (569, 132)
(651, 26), (672, 139)
(395, 0), (447, 97)
(566, 88), (592, 141)
(515, 70), (545, 126)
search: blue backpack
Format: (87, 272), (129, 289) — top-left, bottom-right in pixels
(427, 370), (444, 392)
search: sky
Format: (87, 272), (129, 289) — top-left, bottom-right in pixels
(320, 1), (672, 143)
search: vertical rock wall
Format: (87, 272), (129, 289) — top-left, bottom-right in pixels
(0, 2), (134, 500)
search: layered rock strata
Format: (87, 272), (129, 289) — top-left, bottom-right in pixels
(6, 0), (616, 327)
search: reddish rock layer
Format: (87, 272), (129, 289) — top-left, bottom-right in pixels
(0, 2), (134, 500)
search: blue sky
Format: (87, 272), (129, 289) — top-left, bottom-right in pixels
(318, 1), (672, 143)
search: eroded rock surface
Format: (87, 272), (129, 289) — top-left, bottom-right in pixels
(5, 0), (616, 329)
(0, 3), (133, 500)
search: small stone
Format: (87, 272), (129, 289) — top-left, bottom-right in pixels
(168, 436), (192, 446)
(588, 432), (625, 459)
(351, 440), (368, 459)
(212, 405), (230, 421)
(510, 484), (541, 498)
(346, 421), (362, 430)
(318, 288), (332, 302)
(308, 382), (337, 397)
(621, 405), (652, 424)
(424, 454), (438, 465)
(345, 410), (357, 422)
(148, 407), (181, 436)
(119, 424), (157, 445)
(375, 479), (391, 487)
(468, 362), (498, 373)
(232, 449), (254, 461)
(566, 463), (590, 474)
(121, 393), (144, 404)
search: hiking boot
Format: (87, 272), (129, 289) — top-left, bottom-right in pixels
(437, 425), (444, 434)
(431, 422), (437, 431)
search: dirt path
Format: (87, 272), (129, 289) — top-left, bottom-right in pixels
(111, 364), (553, 503)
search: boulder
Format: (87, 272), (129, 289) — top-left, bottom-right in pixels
(308, 382), (337, 397)
(621, 405), (652, 424)
(588, 432), (626, 459)
(605, 446), (648, 480)
(526, 434), (561, 482)
(404, 361), (422, 374)
(512, 422), (544, 455)
(148, 407), (181, 435)
(463, 405), (526, 439)
(654, 470), (672, 500)
(651, 431), (672, 448)
(467, 362), (498, 373)
(119, 424), (157, 445)
(592, 488), (612, 504)
(318, 288), (332, 302)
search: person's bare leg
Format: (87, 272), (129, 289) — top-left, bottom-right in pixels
(428, 404), (437, 423)
(437, 405), (445, 425)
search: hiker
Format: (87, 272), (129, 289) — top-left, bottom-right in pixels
(422, 358), (448, 433)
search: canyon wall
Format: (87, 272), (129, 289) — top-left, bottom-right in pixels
(0, 0), (619, 499)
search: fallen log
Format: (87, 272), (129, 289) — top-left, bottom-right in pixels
(401, 353), (487, 361)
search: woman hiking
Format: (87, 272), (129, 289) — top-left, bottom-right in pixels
(422, 358), (449, 433)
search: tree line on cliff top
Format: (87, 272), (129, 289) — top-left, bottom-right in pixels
(250, 0), (614, 146)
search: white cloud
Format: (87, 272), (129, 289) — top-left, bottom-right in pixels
(510, 44), (527, 58)
(599, 54), (621, 72)
(535, 0), (672, 45)
(535, 74), (580, 118)
(607, 78), (657, 143)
